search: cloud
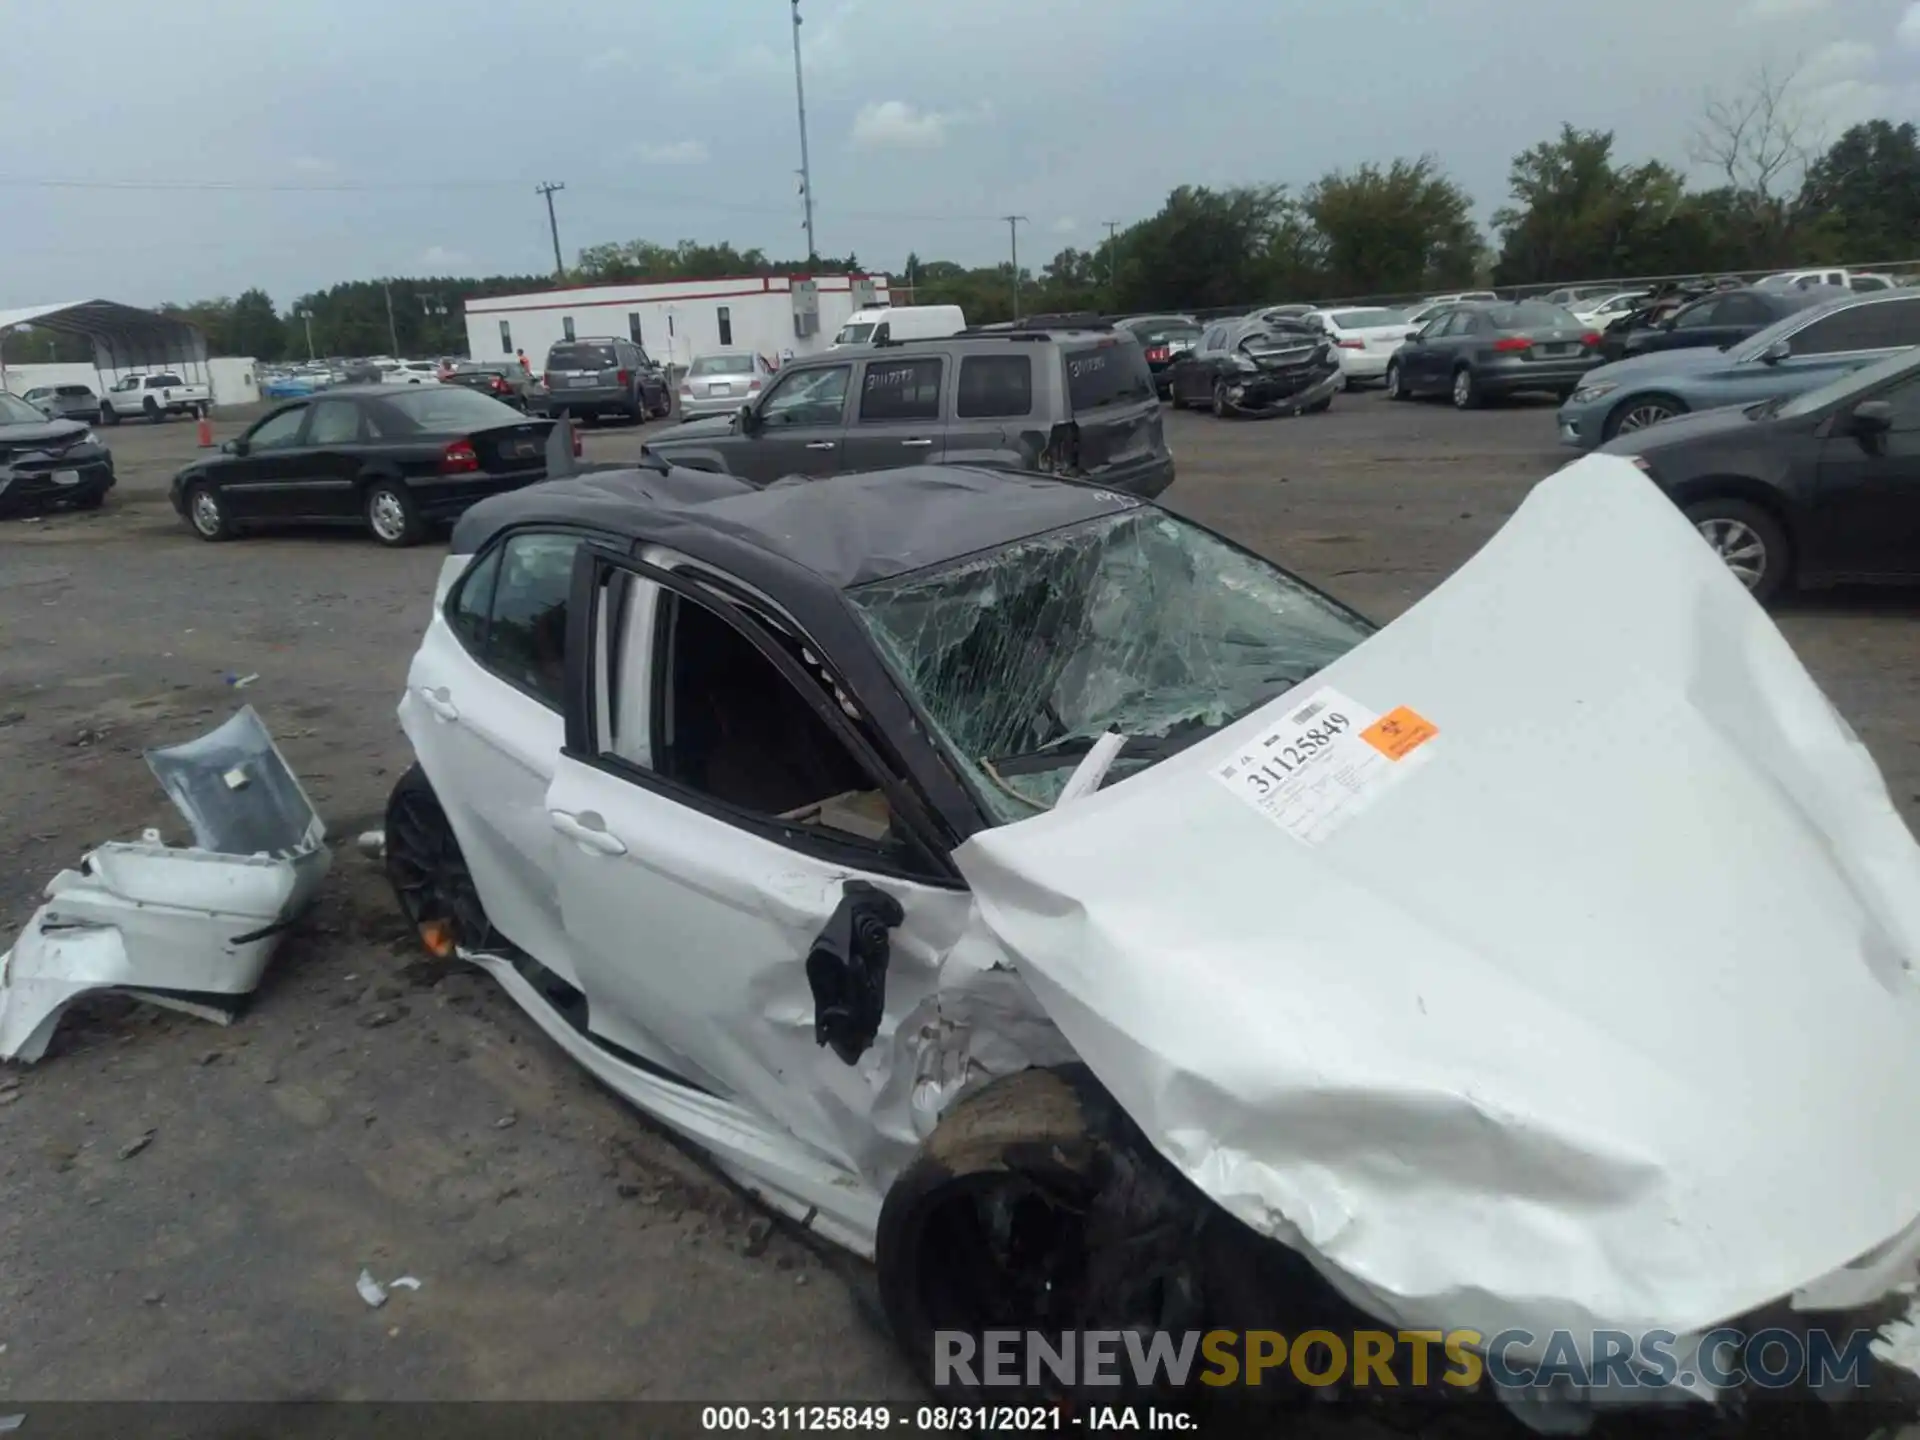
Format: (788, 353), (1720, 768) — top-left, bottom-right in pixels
(421, 245), (470, 268)
(290, 156), (336, 175)
(1900, 0), (1920, 49)
(1800, 38), (1874, 84)
(1747, 0), (1828, 15)
(634, 139), (710, 165)
(584, 46), (631, 73)
(851, 100), (958, 149)
(1051, 217), (1077, 234)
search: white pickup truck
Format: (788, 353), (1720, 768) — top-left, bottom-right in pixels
(99, 372), (212, 424)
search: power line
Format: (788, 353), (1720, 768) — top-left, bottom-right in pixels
(0, 174), (1006, 226)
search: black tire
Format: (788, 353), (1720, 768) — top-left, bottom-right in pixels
(1681, 496), (1791, 603)
(1450, 365), (1483, 410)
(1302, 395), (1332, 414)
(384, 762), (499, 958)
(144, 397), (165, 424)
(1210, 380), (1229, 418)
(183, 480), (232, 541)
(1602, 392), (1689, 443)
(1166, 381), (1186, 410)
(877, 1066), (1205, 1404)
(363, 478), (424, 548)
(74, 491), (106, 512)
(1384, 361), (1410, 401)
(99, 404), (120, 426)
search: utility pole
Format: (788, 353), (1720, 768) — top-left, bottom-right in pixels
(383, 280), (400, 357)
(1002, 215), (1027, 320)
(295, 305), (314, 360)
(790, 1), (817, 261)
(1102, 220), (1121, 297)
(535, 181), (567, 279)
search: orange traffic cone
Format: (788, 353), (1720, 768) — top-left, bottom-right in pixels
(196, 410), (213, 448)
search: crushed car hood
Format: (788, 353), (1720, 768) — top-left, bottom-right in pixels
(0, 418), (90, 450)
(954, 454), (1920, 1350)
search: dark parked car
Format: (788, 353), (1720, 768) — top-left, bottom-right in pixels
(1599, 345), (1920, 601)
(640, 321), (1173, 497)
(20, 383), (101, 423)
(1117, 315), (1202, 398)
(169, 385), (576, 548)
(446, 361), (548, 414)
(1164, 318), (1340, 417)
(542, 336), (671, 423)
(1385, 299), (1600, 408)
(0, 390), (113, 516)
(1601, 285), (1832, 364)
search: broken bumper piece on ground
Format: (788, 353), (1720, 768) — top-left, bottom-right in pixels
(0, 705), (329, 1062)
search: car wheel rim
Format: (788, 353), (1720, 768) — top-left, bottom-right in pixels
(386, 787), (490, 955)
(190, 490), (221, 535)
(1616, 403), (1673, 432)
(1453, 372), (1470, 406)
(1695, 517), (1768, 588)
(1387, 367), (1399, 397)
(369, 491), (407, 540)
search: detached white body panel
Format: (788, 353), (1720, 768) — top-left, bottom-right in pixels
(0, 707), (330, 1062)
(956, 456), (1920, 1371)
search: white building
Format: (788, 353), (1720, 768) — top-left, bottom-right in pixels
(464, 272), (890, 375)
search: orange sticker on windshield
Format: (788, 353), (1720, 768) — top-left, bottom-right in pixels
(1361, 706), (1437, 761)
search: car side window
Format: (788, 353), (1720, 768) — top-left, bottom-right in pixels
(956, 355), (1033, 418)
(445, 532), (583, 709)
(247, 405), (309, 450)
(1198, 325), (1225, 353)
(1714, 294), (1767, 327)
(1791, 304), (1900, 356)
(1856, 299), (1920, 351)
(307, 400), (362, 444)
(858, 357), (943, 422)
(612, 583), (922, 864)
(759, 365), (851, 427)
(1673, 299), (1723, 329)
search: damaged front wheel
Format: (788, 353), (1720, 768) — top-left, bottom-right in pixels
(384, 763), (499, 957)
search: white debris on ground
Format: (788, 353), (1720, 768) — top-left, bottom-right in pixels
(0, 706), (331, 1062)
(355, 1269), (423, 1308)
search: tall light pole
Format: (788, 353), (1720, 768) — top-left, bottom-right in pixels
(1002, 215), (1027, 320)
(294, 305), (314, 360)
(790, 0), (817, 261)
(535, 181), (567, 278)
(1103, 220), (1121, 298)
(382, 280), (400, 357)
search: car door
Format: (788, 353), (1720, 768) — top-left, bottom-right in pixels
(401, 529), (589, 982)
(216, 402), (313, 520)
(297, 397), (372, 520)
(734, 362), (853, 483)
(1404, 311), (1455, 391)
(542, 547), (971, 1176)
(1808, 367), (1920, 581)
(843, 354), (946, 471)
(1179, 325), (1224, 403)
(948, 352), (1035, 464)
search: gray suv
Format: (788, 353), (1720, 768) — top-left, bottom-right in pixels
(639, 322), (1173, 497)
(542, 337), (671, 423)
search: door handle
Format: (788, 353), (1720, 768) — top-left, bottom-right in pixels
(416, 686), (459, 722)
(900, 438), (933, 447)
(550, 809), (628, 856)
(804, 441), (836, 451)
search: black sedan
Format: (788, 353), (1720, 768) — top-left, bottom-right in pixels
(1600, 345), (1920, 601)
(446, 361), (549, 414)
(169, 386), (574, 547)
(1386, 300), (1599, 409)
(0, 390), (114, 517)
(1602, 285), (1837, 365)
(1165, 318), (1340, 417)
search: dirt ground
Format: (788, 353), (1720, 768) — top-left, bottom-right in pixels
(2, 394), (1916, 1416)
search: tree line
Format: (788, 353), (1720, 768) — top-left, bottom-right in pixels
(8, 82), (1916, 364)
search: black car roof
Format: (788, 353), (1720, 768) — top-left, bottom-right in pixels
(451, 464), (1140, 592)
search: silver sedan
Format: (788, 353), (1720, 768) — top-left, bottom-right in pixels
(677, 352), (773, 419)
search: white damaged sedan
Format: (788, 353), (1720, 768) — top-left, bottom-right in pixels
(384, 456), (1920, 1426)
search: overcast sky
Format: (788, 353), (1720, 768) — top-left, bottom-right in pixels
(2, 0), (1916, 309)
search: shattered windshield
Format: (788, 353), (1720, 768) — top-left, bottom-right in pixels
(847, 509), (1374, 822)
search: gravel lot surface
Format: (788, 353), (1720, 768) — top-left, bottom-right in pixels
(2, 393), (1915, 1425)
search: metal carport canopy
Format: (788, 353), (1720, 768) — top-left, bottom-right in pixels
(0, 299), (210, 388)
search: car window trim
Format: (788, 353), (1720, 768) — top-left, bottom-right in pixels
(444, 524), (611, 713)
(563, 543), (961, 885)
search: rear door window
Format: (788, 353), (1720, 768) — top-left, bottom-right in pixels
(1064, 341), (1153, 412)
(858, 357), (943, 422)
(956, 355), (1033, 418)
(1792, 302), (1917, 356)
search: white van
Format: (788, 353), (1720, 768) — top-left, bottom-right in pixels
(830, 304), (966, 348)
